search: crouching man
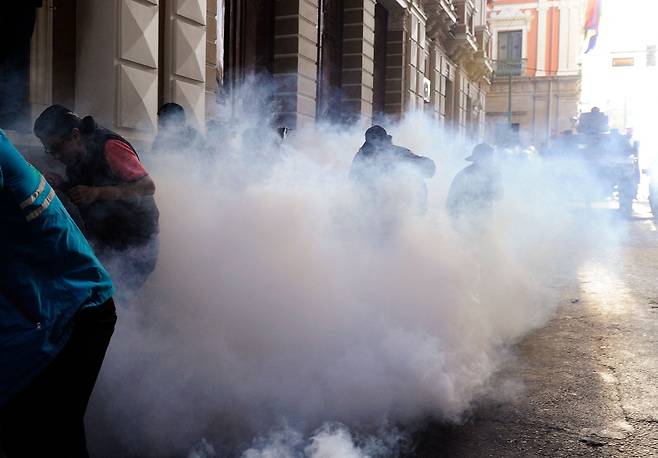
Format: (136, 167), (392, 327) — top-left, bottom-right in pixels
(34, 105), (159, 299)
(0, 130), (116, 457)
(351, 125), (436, 214)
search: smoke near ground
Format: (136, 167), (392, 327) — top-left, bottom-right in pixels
(85, 93), (624, 457)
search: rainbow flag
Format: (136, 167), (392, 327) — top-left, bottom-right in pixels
(584, 0), (602, 53)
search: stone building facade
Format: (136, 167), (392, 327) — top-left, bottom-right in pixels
(486, 0), (585, 146)
(3, 0), (217, 147)
(266, 0), (494, 136)
(2, 0), (493, 147)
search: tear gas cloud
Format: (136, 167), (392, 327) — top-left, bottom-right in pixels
(86, 84), (624, 457)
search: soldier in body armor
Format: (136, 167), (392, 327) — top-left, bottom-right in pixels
(34, 105), (160, 299)
(350, 125), (436, 214)
(447, 143), (503, 234)
(151, 102), (203, 159)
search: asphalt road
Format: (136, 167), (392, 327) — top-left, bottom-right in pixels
(410, 203), (658, 457)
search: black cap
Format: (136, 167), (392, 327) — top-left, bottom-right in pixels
(365, 125), (388, 142)
(465, 143), (494, 162)
(158, 103), (186, 124)
(33, 104), (81, 140)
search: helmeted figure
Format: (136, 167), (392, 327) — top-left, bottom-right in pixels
(151, 102), (204, 158)
(351, 125), (435, 214)
(447, 143), (503, 231)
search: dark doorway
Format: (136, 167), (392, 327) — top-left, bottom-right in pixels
(0, 3), (41, 131)
(246, 0), (275, 75)
(52, 0), (77, 109)
(372, 3), (388, 121)
(223, 0), (275, 89)
(316, 0), (344, 121)
(445, 78), (454, 126)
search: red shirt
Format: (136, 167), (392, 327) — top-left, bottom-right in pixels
(103, 139), (148, 182)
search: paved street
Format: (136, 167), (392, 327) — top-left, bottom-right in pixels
(411, 203), (658, 457)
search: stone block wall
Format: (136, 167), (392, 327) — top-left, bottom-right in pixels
(164, 0), (207, 130)
(274, 0), (319, 129)
(341, 0), (376, 123)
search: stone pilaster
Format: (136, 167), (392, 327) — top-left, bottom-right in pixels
(273, 0), (319, 129)
(74, 0), (159, 137)
(206, 0), (219, 117)
(163, 0), (208, 130)
(383, 7), (406, 120)
(341, 0), (376, 123)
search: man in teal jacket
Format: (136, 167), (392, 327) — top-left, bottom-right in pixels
(0, 130), (115, 457)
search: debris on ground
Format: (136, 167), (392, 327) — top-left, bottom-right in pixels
(579, 435), (607, 447)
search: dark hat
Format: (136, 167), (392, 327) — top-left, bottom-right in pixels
(33, 104), (81, 139)
(465, 143), (494, 162)
(158, 103), (186, 123)
(365, 125), (389, 142)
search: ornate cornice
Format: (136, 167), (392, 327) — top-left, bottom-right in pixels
(423, 0), (458, 41)
(488, 7), (533, 27)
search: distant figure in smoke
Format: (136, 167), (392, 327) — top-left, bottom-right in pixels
(277, 126), (290, 143)
(33, 105), (159, 299)
(151, 102), (203, 157)
(553, 130), (578, 158)
(350, 125), (435, 212)
(578, 106), (608, 135)
(205, 119), (230, 158)
(0, 131), (116, 457)
(447, 143), (503, 231)
(236, 126), (286, 185)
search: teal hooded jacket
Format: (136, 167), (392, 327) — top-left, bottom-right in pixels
(0, 130), (114, 407)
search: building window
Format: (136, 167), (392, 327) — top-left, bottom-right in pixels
(445, 77), (454, 123)
(497, 30), (523, 75)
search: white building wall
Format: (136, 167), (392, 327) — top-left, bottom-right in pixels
(163, 0), (207, 130)
(118, 0), (159, 131)
(76, 0), (208, 135)
(76, 0), (159, 135)
(75, 0), (119, 129)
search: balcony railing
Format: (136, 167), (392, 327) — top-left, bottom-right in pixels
(423, 0), (458, 40)
(493, 59), (527, 77)
(474, 25), (491, 54)
(448, 24), (477, 62)
(471, 25), (493, 76)
(447, 0), (478, 62)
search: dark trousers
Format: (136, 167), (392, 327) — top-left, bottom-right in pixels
(1, 299), (117, 458)
(97, 240), (158, 305)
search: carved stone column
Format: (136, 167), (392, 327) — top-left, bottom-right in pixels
(272, 0), (319, 129)
(163, 0), (207, 130)
(383, 6), (407, 120)
(76, 0), (160, 136)
(341, 0), (376, 123)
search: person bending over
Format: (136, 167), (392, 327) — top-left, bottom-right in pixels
(0, 130), (116, 457)
(34, 105), (159, 298)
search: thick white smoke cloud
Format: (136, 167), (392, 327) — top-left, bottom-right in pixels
(85, 92), (623, 457)
(241, 423), (404, 458)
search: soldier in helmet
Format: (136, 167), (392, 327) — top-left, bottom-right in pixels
(447, 143), (503, 231)
(350, 125), (435, 213)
